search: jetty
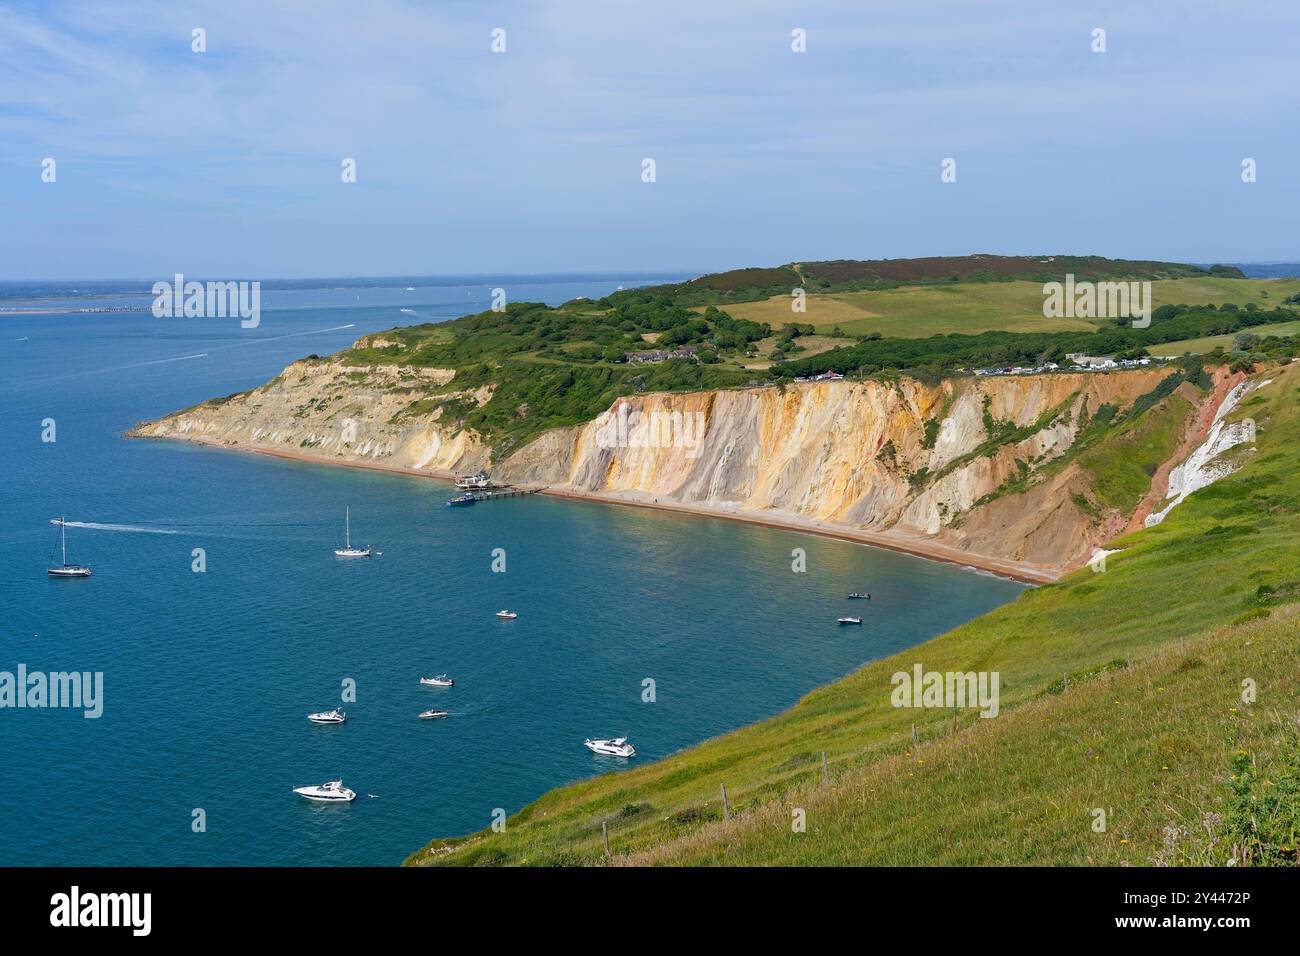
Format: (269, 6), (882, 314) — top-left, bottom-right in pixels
(464, 487), (540, 502)
(446, 485), (543, 507)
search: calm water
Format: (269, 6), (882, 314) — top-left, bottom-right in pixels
(0, 277), (1024, 865)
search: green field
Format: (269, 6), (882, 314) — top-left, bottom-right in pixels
(1151, 318), (1300, 357)
(714, 278), (1300, 339)
(409, 363), (1300, 867)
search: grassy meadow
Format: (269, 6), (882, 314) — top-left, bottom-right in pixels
(713, 277), (1300, 339)
(408, 362), (1300, 867)
(1151, 318), (1300, 357)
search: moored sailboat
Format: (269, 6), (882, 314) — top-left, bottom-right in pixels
(333, 507), (372, 558)
(47, 517), (92, 578)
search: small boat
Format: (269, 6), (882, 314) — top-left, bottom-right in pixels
(495, 610), (518, 620)
(419, 674), (454, 687)
(419, 709), (449, 720)
(47, 517), (92, 578)
(837, 616), (863, 625)
(847, 593), (871, 600)
(306, 709), (346, 724)
(585, 737), (636, 758)
(446, 494), (476, 507)
(292, 780), (356, 802)
(333, 507), (372, 558)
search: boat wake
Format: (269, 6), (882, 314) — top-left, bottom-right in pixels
(50, 519), (180, 535)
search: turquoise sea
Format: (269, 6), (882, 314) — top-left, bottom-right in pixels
(0, 276), (1024, 865)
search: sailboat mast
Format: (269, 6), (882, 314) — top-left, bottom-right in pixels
(345, 508), (350, 549)
(61, 517), (67, 565)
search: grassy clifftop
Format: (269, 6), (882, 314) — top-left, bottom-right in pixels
(328, 285), (1298, 459)
(407, 363), (1300, 866)
(665, 255), (1239, 303)
(277, 256), (1298, 460)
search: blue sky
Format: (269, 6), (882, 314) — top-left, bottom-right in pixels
(1, 0), (1297, 279)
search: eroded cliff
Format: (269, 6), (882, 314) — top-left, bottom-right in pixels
(130, 354), (1199, 576)
(133, 357), (493, 474)
(494, 371), (1184, 569)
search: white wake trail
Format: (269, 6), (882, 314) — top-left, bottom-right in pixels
(1, 323), (356, 392)
(51, 520), (180, 535)
(203, 323), (357, 353)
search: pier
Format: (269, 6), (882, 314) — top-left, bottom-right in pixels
(446, 485), (544, 506)
(464, 487), (541, 502)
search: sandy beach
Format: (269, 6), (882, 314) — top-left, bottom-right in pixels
(133, 433), (1061, 584)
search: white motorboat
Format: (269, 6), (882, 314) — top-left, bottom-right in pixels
(333, 507), (372, 558)
(584, 737), (636, 758)
(495, 609), (518, 620)
(419, 709), (449, 720)
(47, 517), (92, 578)
(292, 780), (356, 802)
(419, 674), (454, 687)
(837, 616), (863, 625)
(307, 709), (346, 724)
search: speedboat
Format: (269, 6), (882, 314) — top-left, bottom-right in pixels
(496, 610), (518, 620)
(584, 737), (636, 758)
(837, 616), (863, 625)
(848, 592), (871, 600)
(47, 517), (92, 578)
(419, 674), (454, 687)
(292, 780), (356, 802)
(333, 507), (372, 558)
(419, 709), (449, 720)
(306, 709), (346, 724)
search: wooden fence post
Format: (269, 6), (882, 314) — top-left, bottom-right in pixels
(721, 783), (730, 820)
(821, 751), (828, 785)
(602, 820), (611, 859)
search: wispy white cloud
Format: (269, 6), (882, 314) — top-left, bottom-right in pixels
(0, 0), (1296, 276)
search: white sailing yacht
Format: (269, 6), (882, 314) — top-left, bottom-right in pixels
(47, 517), (92, 578)
(333, 507), (372, 558)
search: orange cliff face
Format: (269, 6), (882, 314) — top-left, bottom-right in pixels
(130, 355), (1196, 573)
(495, 370), (1187, 569)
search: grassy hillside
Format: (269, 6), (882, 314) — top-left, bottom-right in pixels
(666, 255), (1239, 305)
(777, 304), (1300, 380)
(622, 612), (1296, 866)
(1152, 318), (1300, 357)
(407, 363), (1300, 866)
(713, 277), (1300, 339)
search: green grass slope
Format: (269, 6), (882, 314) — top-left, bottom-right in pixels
(1152, 318), (1300, 357)
(717, 277), (1300, 339)
(669, 255), (1237, 304)
(408, 363), (1300, 867)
